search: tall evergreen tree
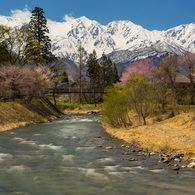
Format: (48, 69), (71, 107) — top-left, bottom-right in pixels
(111, 63), (120, 84)
(100, 53), (113, 87)
(106, 57), (114, 85)
(100, 52), (107, 87)
(29, 7), (54, 63)
(87, 49), (100, 87)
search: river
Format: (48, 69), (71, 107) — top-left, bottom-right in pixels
(0, 113), (195, 195)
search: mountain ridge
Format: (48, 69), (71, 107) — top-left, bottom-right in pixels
(0, 15), (194, 66)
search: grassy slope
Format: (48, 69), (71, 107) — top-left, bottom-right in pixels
(0, 99), (61, 132)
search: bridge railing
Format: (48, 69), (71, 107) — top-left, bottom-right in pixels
(48, 87), (105, 94)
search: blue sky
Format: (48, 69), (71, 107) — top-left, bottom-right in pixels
(0, 0), (194, 30)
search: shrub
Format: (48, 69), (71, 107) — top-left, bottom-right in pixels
(102, 85), (132, 128)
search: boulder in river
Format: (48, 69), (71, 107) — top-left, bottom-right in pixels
(106, 146), (113, 149)
(87, 110), (100, 114)
(128, 158), (138, 161)
(172, 164), (180, 171)
(187, 158), (195, 169)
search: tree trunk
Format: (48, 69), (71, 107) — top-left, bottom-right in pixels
(143, 117), (146, 125)
(52, 90), (56, 106)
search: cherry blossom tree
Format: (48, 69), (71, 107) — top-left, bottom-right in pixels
(31, 64), (54, 97)
(120, 59), (156, 84)
(0, 64), (35, 100)
(0, 64), (54, 100)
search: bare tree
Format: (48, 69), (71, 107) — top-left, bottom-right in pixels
(157, 55), (179, 105)
(178, 52), (195, 84)
(75, 43), (87, 103)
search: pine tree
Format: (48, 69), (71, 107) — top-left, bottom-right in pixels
(100, 53), (113, 87)
(29, 7), (54, 63)
(106, 57), (114, 85)
(111, 63), (120, 84)
(100, 52), (107, 87)
(87, 49), (100, 87)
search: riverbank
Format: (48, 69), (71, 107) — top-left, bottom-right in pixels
(103, 111), (195, 163)
(0, 99), (62, 132)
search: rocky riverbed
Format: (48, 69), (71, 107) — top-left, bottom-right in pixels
(103, 111), (195, 165)
(100, 137), (195, 174)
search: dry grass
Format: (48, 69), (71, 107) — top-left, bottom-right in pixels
(0, 100), (59, 132)
(104, 110), (195, 161)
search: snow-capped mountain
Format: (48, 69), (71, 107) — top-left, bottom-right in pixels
(48, 16), (195, 61)
(161, 23), (195, 53)
(0, 15), (27, 27)
(0, 15), (194, 66)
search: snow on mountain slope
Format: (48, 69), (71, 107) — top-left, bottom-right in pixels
(0, 15), (27, 28)
(109, 40), (186, 65)
(161, 23), (195, 53)
(48, 17), (195, 62)
(106, 20), (162, 51)
(0, 15), (194, 64)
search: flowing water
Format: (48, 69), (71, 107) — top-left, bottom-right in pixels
(0, 113), (195, 195)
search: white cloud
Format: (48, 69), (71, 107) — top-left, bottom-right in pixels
(10, 6), (31, 23)
(63, 13), (75, 22)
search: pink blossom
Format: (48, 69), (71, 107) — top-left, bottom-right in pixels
(32, 65), (54, 97)
(120, 59), (157, 84)
(0, 65), (35, 99)
(0, 64), (54, 99)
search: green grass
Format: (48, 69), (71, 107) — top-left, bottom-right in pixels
(166, 104), (195, 112)
(0, 101), (11, 105)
